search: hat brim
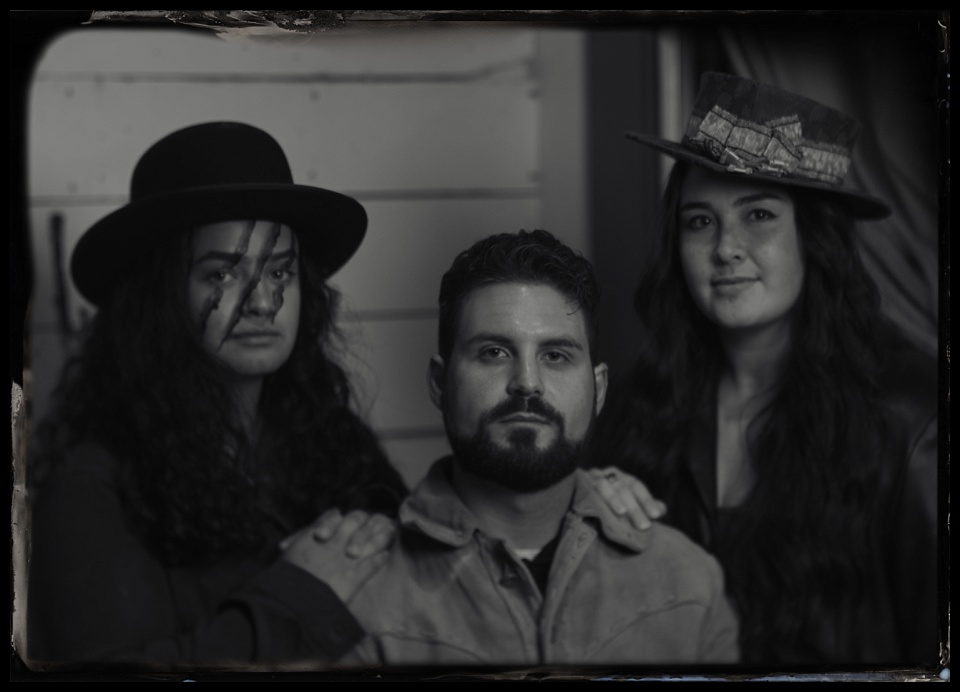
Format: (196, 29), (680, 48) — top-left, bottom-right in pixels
(625, 131), (891, 220)
(71, 183), (367, 306)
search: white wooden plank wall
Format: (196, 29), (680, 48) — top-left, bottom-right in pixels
(26, 25), (588, 489)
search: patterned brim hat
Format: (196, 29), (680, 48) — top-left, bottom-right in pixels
(626, 72), (891, 219)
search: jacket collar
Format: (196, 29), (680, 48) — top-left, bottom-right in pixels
(398, 457), (478, 547)
(399, 456), (650, 553)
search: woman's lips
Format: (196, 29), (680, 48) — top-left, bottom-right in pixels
(712, 276), (756, 286)
(711, 276), (757, 294)
(229, 330), (281, 344)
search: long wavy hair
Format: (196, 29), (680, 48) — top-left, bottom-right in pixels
(33, 229), (403, 566)
(597, 161), (896, 662)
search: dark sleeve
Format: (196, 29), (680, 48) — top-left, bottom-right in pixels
(208, 561), (366, 665)
(880, 341), (941, 665)
(26, 445), (364, 668)
(889, 415), (940, 665)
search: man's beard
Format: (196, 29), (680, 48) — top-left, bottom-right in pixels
(443, 394), (593, 493)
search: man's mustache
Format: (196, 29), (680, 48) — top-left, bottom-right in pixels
(484, 395), (565, 428)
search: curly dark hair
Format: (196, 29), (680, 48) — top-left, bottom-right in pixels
(33, 229), (405, 566)
(437, 229), (601, 362)
(594, 161), (899, 663)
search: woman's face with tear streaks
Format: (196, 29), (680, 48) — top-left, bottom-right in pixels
(188, 220), (301, 381)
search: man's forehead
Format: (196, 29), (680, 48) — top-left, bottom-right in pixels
(456, 282), (588, 343)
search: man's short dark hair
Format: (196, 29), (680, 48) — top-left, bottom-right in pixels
(437, 229), (601, 362)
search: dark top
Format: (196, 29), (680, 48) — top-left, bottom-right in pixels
(591, 338), (941, 667)
(520, 532), (562, 596)
(25, 441), (407, 670)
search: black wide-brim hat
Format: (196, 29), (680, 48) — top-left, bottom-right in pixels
(71, 121), (368, 306)
(626, 72), (891, 219)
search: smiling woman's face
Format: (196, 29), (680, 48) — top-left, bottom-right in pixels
(187, 219), (301, 380)
(678, 166), (805, 339)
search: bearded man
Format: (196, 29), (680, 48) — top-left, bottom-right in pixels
(341, 230), (740, 667)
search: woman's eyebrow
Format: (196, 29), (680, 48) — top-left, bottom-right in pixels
(679, 201), (712, 213)
(269, 249), (298, 264)
(732, 192), (787, 207)
(680, 192), (786, 213)
(193, 248), (297, 266)
(193, 250), (243, 266)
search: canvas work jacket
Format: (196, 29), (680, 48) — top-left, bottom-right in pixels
(342, 458), (740, 667)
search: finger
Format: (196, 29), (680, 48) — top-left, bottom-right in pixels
(311, 507), (345, 542)
(587, 466), (618, 482)
(613, 484), (653, 531)
(591, 472), (629, 515)
(345, 514), (397, 559)
(625, 477), (668, 519)
(279, 525), (309, 552)
(344, 513), (391, 557)
(321, 509), (370, 544)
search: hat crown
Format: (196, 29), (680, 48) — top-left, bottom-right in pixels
(682, 73), (862, 185)
(623, 72), (890, 219)
(130, 122), (294, 202)
(688, 72), (862, 154)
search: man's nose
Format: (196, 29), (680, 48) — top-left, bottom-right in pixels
(508, 356), (543, 397)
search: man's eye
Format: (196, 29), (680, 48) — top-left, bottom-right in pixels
(543, 351), (569, 364)
(480, 347), (508, 360)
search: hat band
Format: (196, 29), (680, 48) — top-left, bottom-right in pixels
(684, 105), (853, 185)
